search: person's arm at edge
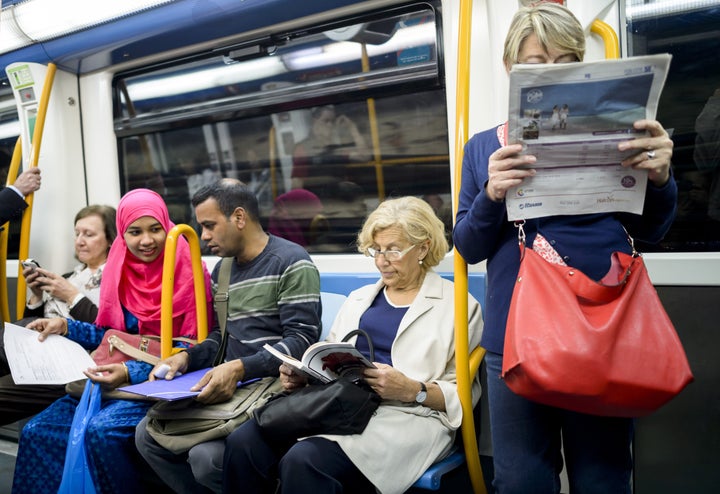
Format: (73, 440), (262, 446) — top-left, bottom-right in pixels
(0, 186), (29, 225)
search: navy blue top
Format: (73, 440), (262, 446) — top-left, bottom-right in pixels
(357, 289), (407, 365)
(453, 125), (678, 354)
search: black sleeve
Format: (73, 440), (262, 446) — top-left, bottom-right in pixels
(185, 327), (223, 371)
(23, 303), (44, 318)
(68, 297), (99, 323)
(0, 187), (28, 225)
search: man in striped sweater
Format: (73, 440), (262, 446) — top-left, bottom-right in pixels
(136, 178), (321, 494)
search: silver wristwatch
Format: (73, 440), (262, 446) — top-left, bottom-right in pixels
(415, 381), (427, 403)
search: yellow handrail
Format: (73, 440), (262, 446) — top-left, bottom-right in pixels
(160, 224), (208, 359)
(14, 63), (57, 320)
(453, 0), (486, 492)
(0, 137), (23, 322)
(591, 19), (620, 59)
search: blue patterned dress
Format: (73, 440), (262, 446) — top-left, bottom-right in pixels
(12, 312), (176, 494)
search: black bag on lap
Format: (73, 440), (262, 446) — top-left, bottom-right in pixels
(254, 329), (381, 441)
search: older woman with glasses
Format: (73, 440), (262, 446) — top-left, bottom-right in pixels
(223, 196), (484, 494)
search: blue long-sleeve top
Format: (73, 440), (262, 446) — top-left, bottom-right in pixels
(452, 126), (678, 354)
(66, 308), (191, 384)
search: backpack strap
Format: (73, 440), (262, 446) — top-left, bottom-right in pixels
(213, 257), (234, 366)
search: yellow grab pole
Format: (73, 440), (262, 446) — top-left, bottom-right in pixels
(15, 63), (57, 319)
(160, 224), (208, 359)
(453, 0), (486, 493)
(0, 138), (23, 321)
(591, 19), (620, 59)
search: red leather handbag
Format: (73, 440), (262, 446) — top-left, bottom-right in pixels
(91, 329), (162, 366)
(502, 232), (694, 417)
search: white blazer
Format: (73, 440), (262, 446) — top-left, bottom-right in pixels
(324, 271), (483, 494)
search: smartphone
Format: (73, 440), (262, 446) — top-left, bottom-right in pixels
(21, 259), (41, 271)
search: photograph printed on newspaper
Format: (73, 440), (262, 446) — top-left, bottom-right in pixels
(505, 53), (672, 221)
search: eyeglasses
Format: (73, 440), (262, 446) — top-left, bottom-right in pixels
(518, 54), (579, 65)
(366, 244), (416, 262)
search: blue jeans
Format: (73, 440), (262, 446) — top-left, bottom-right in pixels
(485, 352), (633, 494)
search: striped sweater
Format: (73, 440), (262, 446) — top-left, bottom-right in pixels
(186, 234), (321, 379)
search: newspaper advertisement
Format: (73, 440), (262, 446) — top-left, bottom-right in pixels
(505, 54), (671, 221)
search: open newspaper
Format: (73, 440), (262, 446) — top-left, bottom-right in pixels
(505, 53), (672, 221)
(3, 322), (96, 384)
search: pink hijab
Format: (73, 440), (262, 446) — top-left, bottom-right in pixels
(95, 189), (212, 338)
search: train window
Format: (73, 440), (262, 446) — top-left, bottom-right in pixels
(626, 1), (720, 252)
(114, 4), (453, 253)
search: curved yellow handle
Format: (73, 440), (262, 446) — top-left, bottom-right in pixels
(160, 224), (208, 359)
(591, 19), (620, 59)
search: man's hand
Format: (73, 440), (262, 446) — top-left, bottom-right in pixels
(13, 168), (41, 197)
(148, 352), (190, 381)
(191, 360), (245, 404)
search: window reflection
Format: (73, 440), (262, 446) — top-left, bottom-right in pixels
(115, 7), (453, 253)
(626, 1), (720, 251)
(119, 90), (452, 253)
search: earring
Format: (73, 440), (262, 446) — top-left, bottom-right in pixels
(418, 258), (424, 265)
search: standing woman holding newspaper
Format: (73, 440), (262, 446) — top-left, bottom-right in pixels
(12, 189), (213, 494)
(453, 3), (677, 494)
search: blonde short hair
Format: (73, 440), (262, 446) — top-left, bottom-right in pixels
(503, 2), (585, 67)
(357, 196), (448, 269)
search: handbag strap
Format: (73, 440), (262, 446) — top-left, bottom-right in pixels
(213, 257), (234, 367)
(515, 220), (639, 260)
(106, 333), (161, 366)
(342, 329), (375, 362)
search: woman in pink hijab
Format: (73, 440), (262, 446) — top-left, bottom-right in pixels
(15, 189), (213, 494)
(95, 188), (207, 339)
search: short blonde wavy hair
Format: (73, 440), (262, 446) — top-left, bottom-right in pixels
(503, 2), (585, 68)
(357, 196), (448, 269)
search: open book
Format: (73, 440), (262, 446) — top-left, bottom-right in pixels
(264, 342), (375, 384)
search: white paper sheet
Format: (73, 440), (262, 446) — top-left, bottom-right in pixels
(3, 322), (96, 384)
(505, 54), (672, 220)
